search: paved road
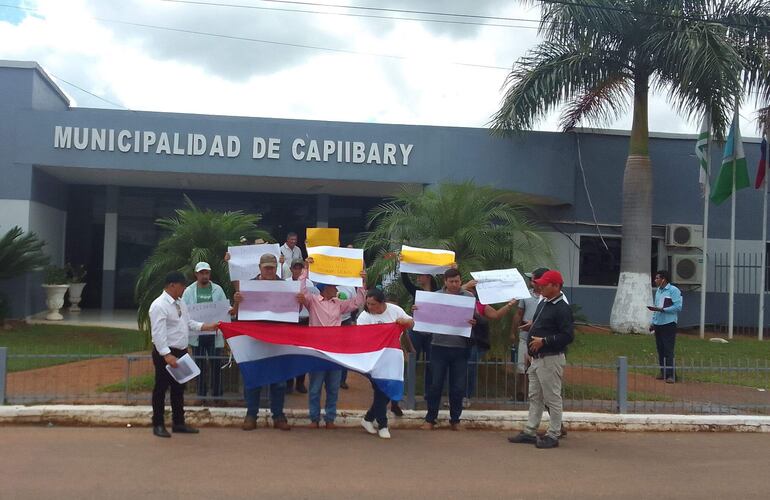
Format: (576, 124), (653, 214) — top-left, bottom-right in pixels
(2, 426), (768, 499)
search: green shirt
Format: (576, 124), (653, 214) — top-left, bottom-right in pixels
(195, 284), (214, 303)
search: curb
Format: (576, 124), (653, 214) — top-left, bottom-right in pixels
(2, 405), (770, 432)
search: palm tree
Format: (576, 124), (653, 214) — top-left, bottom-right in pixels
(491, 0), (770, 333)
(358, 182), (552, 285)
(0, 226), (49, 281)
(0, 226), (49, 322)
(135, 196), (272, 337)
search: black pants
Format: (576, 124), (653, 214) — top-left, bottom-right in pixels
(654, 322), (677, 379)
(364, 377), (390, 429)
(192, 336), (222, 397)
(152, 347), (187, 427)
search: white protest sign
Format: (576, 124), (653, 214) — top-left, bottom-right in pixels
(306, 246), (364, 287)
(188, 300), (231, 335)
(238, 279), (300, 323)
(228, 243), (282, 281)
(470, 268), (531, 305)
(413, 290), (475, 337)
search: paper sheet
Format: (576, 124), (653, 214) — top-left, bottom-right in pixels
(399, 245), (455, 275)
(227, 243), (282, 281)
(413, 290), (475, 337)
(238, 279), (301, 323)
(187, 300), (231, 334)
(470, 268), (531, 305)
(165, 353), (201, 384)
(307, 246), (364, 287)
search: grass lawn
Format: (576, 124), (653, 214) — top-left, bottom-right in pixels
(0, 323), (146, 372)
(568, 329), (770, 389)
(97, 373), (154, 393)
(564, 382), (673, 402)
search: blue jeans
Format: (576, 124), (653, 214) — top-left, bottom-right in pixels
(425, 345), (470, 424)
(308, 369), (342, 423)
(465, 345), (488, 399)
(192, 336), (223, 397)
(409, 330), (432, 397)
(244, 382), (286, 419)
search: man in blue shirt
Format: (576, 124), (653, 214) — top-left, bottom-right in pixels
(649, 270), (683, 383)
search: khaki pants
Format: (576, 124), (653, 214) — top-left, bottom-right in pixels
(525, 353), (565, 439)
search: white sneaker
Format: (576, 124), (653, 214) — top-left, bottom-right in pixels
(378, 427), (391, 439)
(361, 419), (377, 434)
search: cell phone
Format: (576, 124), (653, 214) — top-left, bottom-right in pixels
(646, 306), (657, 311)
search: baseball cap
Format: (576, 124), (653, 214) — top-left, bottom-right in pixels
(259, 253), (278, 267)
(532, 270), (564, 286)
(290, 258), (304, 269)
(524, 267), (549, 279)
(194, 262), (211, 273)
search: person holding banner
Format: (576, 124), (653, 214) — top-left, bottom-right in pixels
(420, 268), (478, 431)
(298, 258), (366, 429)
(400, 269), (439, 400)
(509, 270), (573, 449)
(237, 253), (297, 431)
(182, 262), (233, 400)
(510, 268), (549, 401)
(356, 288), (414, 439)
(149, 271), (219, 438)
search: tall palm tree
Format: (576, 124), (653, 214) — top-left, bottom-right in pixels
(358, 182), (552, 285)
(135, 196), (271, 337)
(491, 0), (770, 333)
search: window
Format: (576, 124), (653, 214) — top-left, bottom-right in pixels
(578, 236), (659, 286)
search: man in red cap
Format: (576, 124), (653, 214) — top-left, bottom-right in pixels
(508, 269), (574, 449)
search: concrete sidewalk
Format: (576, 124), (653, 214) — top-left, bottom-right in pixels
(2, 405), (770, 432)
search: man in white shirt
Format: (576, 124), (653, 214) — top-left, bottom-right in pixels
(150, 271), (218, 438)
(280, 232), (303, 278)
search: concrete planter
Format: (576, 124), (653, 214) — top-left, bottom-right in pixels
(67, 282), (86, 312)
(42, 284), (70, 320)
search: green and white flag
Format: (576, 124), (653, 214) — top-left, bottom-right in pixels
(710, 111), (751, 205)
(695, 113), (710, 195)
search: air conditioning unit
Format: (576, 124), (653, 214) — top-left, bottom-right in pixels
(666, 224), (704, 248)
(671, 254), (703, 285)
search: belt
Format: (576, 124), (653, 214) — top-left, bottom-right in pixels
(531, 351), (564, 359)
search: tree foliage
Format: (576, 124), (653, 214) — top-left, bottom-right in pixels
(357, 182), (553, 287)
(134, 196), (272, 335)
(0, 226), (49, 281)
(491, 0), (770, 141)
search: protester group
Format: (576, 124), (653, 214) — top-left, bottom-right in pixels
(149, 230), (683, 449)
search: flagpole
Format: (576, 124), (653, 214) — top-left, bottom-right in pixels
(729, 142), (737, 340)
(759, 132), (769, 341)
(699, 133), (711, 339)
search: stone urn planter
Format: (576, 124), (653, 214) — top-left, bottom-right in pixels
(42, 284), (70, 320)
(68, 282), (86, 312)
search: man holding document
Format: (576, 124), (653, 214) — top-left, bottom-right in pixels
(649, 270), (682, 384)
(150, 271), (219, 438)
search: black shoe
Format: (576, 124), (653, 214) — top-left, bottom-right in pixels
(340, 382), (349, 390)
(172, 424), (199, 434)
(391, 403), (404, 417)
(507, 432), (537, 444)
(536, 435), (559, 449)
(296, 383), (308, 394)
(153, 425), (171, 438)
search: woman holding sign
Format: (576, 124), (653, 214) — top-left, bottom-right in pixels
(356, 288), (414, 439)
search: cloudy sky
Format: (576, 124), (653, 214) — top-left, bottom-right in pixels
(0, 0), (764, 137)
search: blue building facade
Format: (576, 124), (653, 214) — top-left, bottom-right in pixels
(1, 60), (768, 329)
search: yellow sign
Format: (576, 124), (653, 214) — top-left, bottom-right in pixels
(306, 228), (340, 248)
(401, 248), (455, 266)
(309, 253), (362, 278)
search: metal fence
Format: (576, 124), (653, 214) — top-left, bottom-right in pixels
(2, 347), (770, 415)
